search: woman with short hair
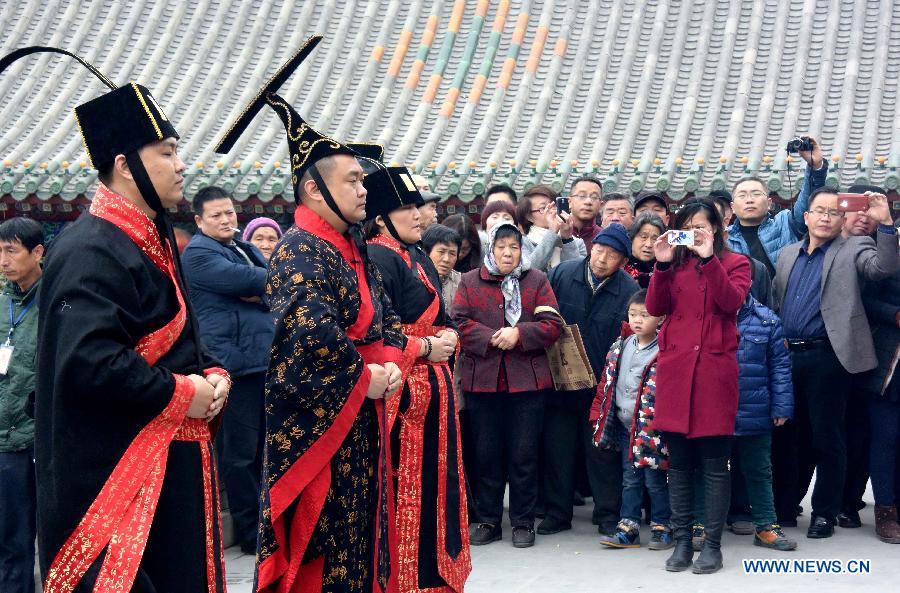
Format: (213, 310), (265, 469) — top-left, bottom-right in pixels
(453, 223), (563, 549)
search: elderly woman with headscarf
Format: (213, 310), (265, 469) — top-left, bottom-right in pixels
(452, 222), (563, 549)
(241, 217), (283, 261)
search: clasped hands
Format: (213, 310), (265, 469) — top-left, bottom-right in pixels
(187, 373), (230, 420)
(419, 329), (458, 363)
(366, 362), (402, 400)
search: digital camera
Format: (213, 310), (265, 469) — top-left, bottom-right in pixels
(785, 136), (813, 153)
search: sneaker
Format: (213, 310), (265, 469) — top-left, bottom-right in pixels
(512, 525), (535, 548)
(599, 520), (641, 548)
(754, 524), (798, 551)
(691, 523), (705, 552)
(731, 520), (755, 535)
(648, 524), (674, 550)
(470, 523), (501, 545)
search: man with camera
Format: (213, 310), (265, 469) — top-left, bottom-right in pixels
(728, 135), (829, 276)
(773, 187), (899, 538)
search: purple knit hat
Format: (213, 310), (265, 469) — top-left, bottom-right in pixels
(242, 217), (283, 242)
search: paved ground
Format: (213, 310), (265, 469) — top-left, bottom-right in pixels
(224, 483), (899, 592)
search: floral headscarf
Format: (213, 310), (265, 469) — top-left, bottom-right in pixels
(484, 222), (530, 326)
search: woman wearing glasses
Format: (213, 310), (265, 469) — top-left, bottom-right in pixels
(515, 184), (587, 272)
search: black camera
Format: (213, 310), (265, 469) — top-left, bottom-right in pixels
(785, 136), (813, 153)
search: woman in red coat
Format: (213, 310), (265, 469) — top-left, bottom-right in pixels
(452, 223), (563, 549)
(646, 199), (751, 575)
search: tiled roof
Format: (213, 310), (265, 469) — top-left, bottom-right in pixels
(1, 0), (899, 205)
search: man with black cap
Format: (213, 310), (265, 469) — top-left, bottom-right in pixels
(634, 192), (670, 227)
(0, 47), (230, 592)
(214, 36), (405, 593)
(541, 224), (640, 536)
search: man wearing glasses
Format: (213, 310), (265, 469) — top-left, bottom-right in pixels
(568, 177), (604, 244)
(728, 136), (828, 276)
(774, 187), (898, 538)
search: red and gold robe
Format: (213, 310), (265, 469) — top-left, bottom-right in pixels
(257, 204), (405, 593)
(35, 184), (228, 593)
(367, 234), (471, 593)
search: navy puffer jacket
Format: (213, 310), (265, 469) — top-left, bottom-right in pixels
(735, 295), (794, 436)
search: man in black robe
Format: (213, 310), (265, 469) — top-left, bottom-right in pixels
(0, 47), (230, 592)
(213, 35), (405, 593)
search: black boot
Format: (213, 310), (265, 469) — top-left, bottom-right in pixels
(665, 468), (695, 572)
(693, 456), (730, 574)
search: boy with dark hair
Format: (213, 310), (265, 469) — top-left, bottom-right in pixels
(591, 289), (671, 550)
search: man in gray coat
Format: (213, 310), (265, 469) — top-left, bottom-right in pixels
(773, 187), (899, 538)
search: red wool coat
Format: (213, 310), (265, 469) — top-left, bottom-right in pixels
(452, 266), (563, 393)
(645, 251), (752, 438)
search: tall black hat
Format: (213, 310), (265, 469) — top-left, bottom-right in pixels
(215, 35), (379, 224)
(0, 47), (178, 215)
(0, 46), (202, 367)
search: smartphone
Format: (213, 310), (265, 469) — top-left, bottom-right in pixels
(667, 229), (695, 246)
(837, 193), (869, 213)
(555, 196), (570, 214)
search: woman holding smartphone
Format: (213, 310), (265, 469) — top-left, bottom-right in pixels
(645, 199), (751, 575)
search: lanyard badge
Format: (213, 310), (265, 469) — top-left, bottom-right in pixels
(1, 299), (33, 375)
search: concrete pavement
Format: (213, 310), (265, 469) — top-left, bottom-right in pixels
(224, 485), (899, 593)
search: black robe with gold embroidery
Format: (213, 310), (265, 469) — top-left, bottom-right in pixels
(257, 205), (405, 593)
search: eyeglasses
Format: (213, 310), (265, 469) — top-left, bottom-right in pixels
(530, 203), (555, 214)
(734, 191), (768, 200)
(808, 208), (843, 219)
(570, 193), (602, 202)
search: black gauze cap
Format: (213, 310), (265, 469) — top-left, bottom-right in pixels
(214, 35), (384, 201)
(76, 83), (179, 168)
(364, 166), (425, 221)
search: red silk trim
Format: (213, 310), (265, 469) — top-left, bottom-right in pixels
(45, 186), (222, 593)
(258, 342), (388, 593)
(294, 204), (374, 340)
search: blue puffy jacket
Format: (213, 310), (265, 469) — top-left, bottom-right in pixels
(727, 163), (828, 265)
(735, 295), (794, 436)
(182, 233), (274, 377)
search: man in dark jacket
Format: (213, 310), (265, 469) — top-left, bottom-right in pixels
(182, 186), (274, 554)
(0, 218), (43, 593)
(542, 224), (639, 536)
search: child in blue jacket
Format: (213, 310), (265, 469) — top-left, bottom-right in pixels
(694, 293), (797, 551)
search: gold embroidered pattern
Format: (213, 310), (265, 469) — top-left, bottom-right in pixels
(72, 108), (96, 168)
(265, 94), (342, 172)
(132, 82), (163, 140)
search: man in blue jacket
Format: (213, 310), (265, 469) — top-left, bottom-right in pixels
(182, 186), (275, 554)
(727, 136), (828, 274)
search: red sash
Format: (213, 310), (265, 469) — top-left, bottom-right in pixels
(257, 206), (398, 593)
(367, 234), (471, 592)
(44, 185), (227, 593)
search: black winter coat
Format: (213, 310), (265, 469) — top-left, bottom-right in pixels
(547, 258), (639, 407)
